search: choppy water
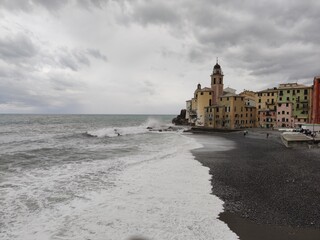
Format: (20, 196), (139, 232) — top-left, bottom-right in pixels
(0, 114), (238, 240)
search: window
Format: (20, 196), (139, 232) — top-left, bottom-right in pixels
(213, 78), (216, 84)
(304, 89), (308, 95)
(297, 104), (300, 108)
(304, 96), (307, 100)
(227, 97), (229, 101)
(286, 97), (289, 101)
(280, 97), (282, 101)
(287, 90), (290, 93)
(209, 99), (212, 106)
(259, 99), (261, 103)
(279, 90), (283, 96)
(287, 112), (289, 115)
(241, 107), (243, 112)
(201, 92), (203, 95)
(272, 93), (274, 96)
(219, 78), (222, 84)
(217, 108), (219, 112)
(278, 112), (280, 114)
(259, 105), (261, 109)
(282, 111), (285, 114)
(209, 92), (212, 95)
(286, 103), (289, 107)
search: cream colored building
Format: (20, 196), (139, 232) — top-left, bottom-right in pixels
(254, 88), (278, 128)
(186, 62), (257, 129)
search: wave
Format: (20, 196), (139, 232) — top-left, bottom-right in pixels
(85, 117), (175, 138)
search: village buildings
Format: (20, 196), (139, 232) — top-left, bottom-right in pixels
(185, 62), (319, 129)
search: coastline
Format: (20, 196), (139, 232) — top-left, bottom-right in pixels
(189, 130), (320, 240)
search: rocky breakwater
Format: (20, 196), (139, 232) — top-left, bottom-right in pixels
(172, 109), (189, 125)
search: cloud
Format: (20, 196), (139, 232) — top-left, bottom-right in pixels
(1, 0), (320, 113)
(0, 33), (37, 62)
(87, 49), (108, 62)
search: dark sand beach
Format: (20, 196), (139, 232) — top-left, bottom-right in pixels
(191, 130), (320, 240)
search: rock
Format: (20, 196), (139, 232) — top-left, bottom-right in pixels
(172, 109), (189, 125)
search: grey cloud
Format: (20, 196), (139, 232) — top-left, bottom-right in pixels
(0, 0), (110, 12)
(0, 33), (37, 61)
(140, 80), (156, 96)
(56, 48), (109, 71)
(0, 0), (64, 12)
(0, 64), (85, 112)
(87, 49), (108, 62)
(129, 1), (180, 26)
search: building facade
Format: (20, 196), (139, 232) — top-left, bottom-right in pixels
(312, 77), (320, 124)
(255, 88), (278, 128)
(184, 62), (318, 130)
(187, 62), (257, 129)
(277, 83), (312, 126)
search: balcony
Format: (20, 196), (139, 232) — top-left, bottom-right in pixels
(189, 110), (197, 116)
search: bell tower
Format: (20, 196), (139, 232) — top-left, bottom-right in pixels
(211, 58), (224, 104)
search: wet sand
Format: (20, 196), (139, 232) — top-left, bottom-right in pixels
(190, 130), (320, 240)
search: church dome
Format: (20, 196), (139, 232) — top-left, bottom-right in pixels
(214, 63), (221, 69)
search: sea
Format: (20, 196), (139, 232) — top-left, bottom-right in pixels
(0, 114), (238, 240)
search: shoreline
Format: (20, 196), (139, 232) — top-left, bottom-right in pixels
(190, 130), (320, 240)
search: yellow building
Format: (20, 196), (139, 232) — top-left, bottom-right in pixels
(255, 88), (278, 128)
(187, 61), (257, 129)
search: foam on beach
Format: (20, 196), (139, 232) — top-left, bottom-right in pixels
(2, 133), (238, 240)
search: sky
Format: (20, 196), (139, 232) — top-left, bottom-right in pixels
(0, 0), (320, 114)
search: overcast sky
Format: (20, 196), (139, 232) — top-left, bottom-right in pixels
(1, 0), (319, 114)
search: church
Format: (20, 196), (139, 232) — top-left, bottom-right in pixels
(185, 61), (257, 129)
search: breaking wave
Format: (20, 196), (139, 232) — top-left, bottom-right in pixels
(85, 117), (173, 138)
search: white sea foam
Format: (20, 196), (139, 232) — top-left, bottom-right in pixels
(1, 133), (238, 240)
(86, 118), (173, 138)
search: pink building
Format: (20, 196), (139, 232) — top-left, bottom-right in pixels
(276, 102), (294, 127)
(258, 110), (276, 128)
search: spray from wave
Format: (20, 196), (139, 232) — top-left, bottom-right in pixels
(85, 117), (175, 138)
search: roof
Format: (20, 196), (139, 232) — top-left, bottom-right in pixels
(221, 93), (242, 97)
(214, 63), (221, 69)
(278, 83), (312, 89)
(257, 87), (278, 93)
(224, 87), (236, 94)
